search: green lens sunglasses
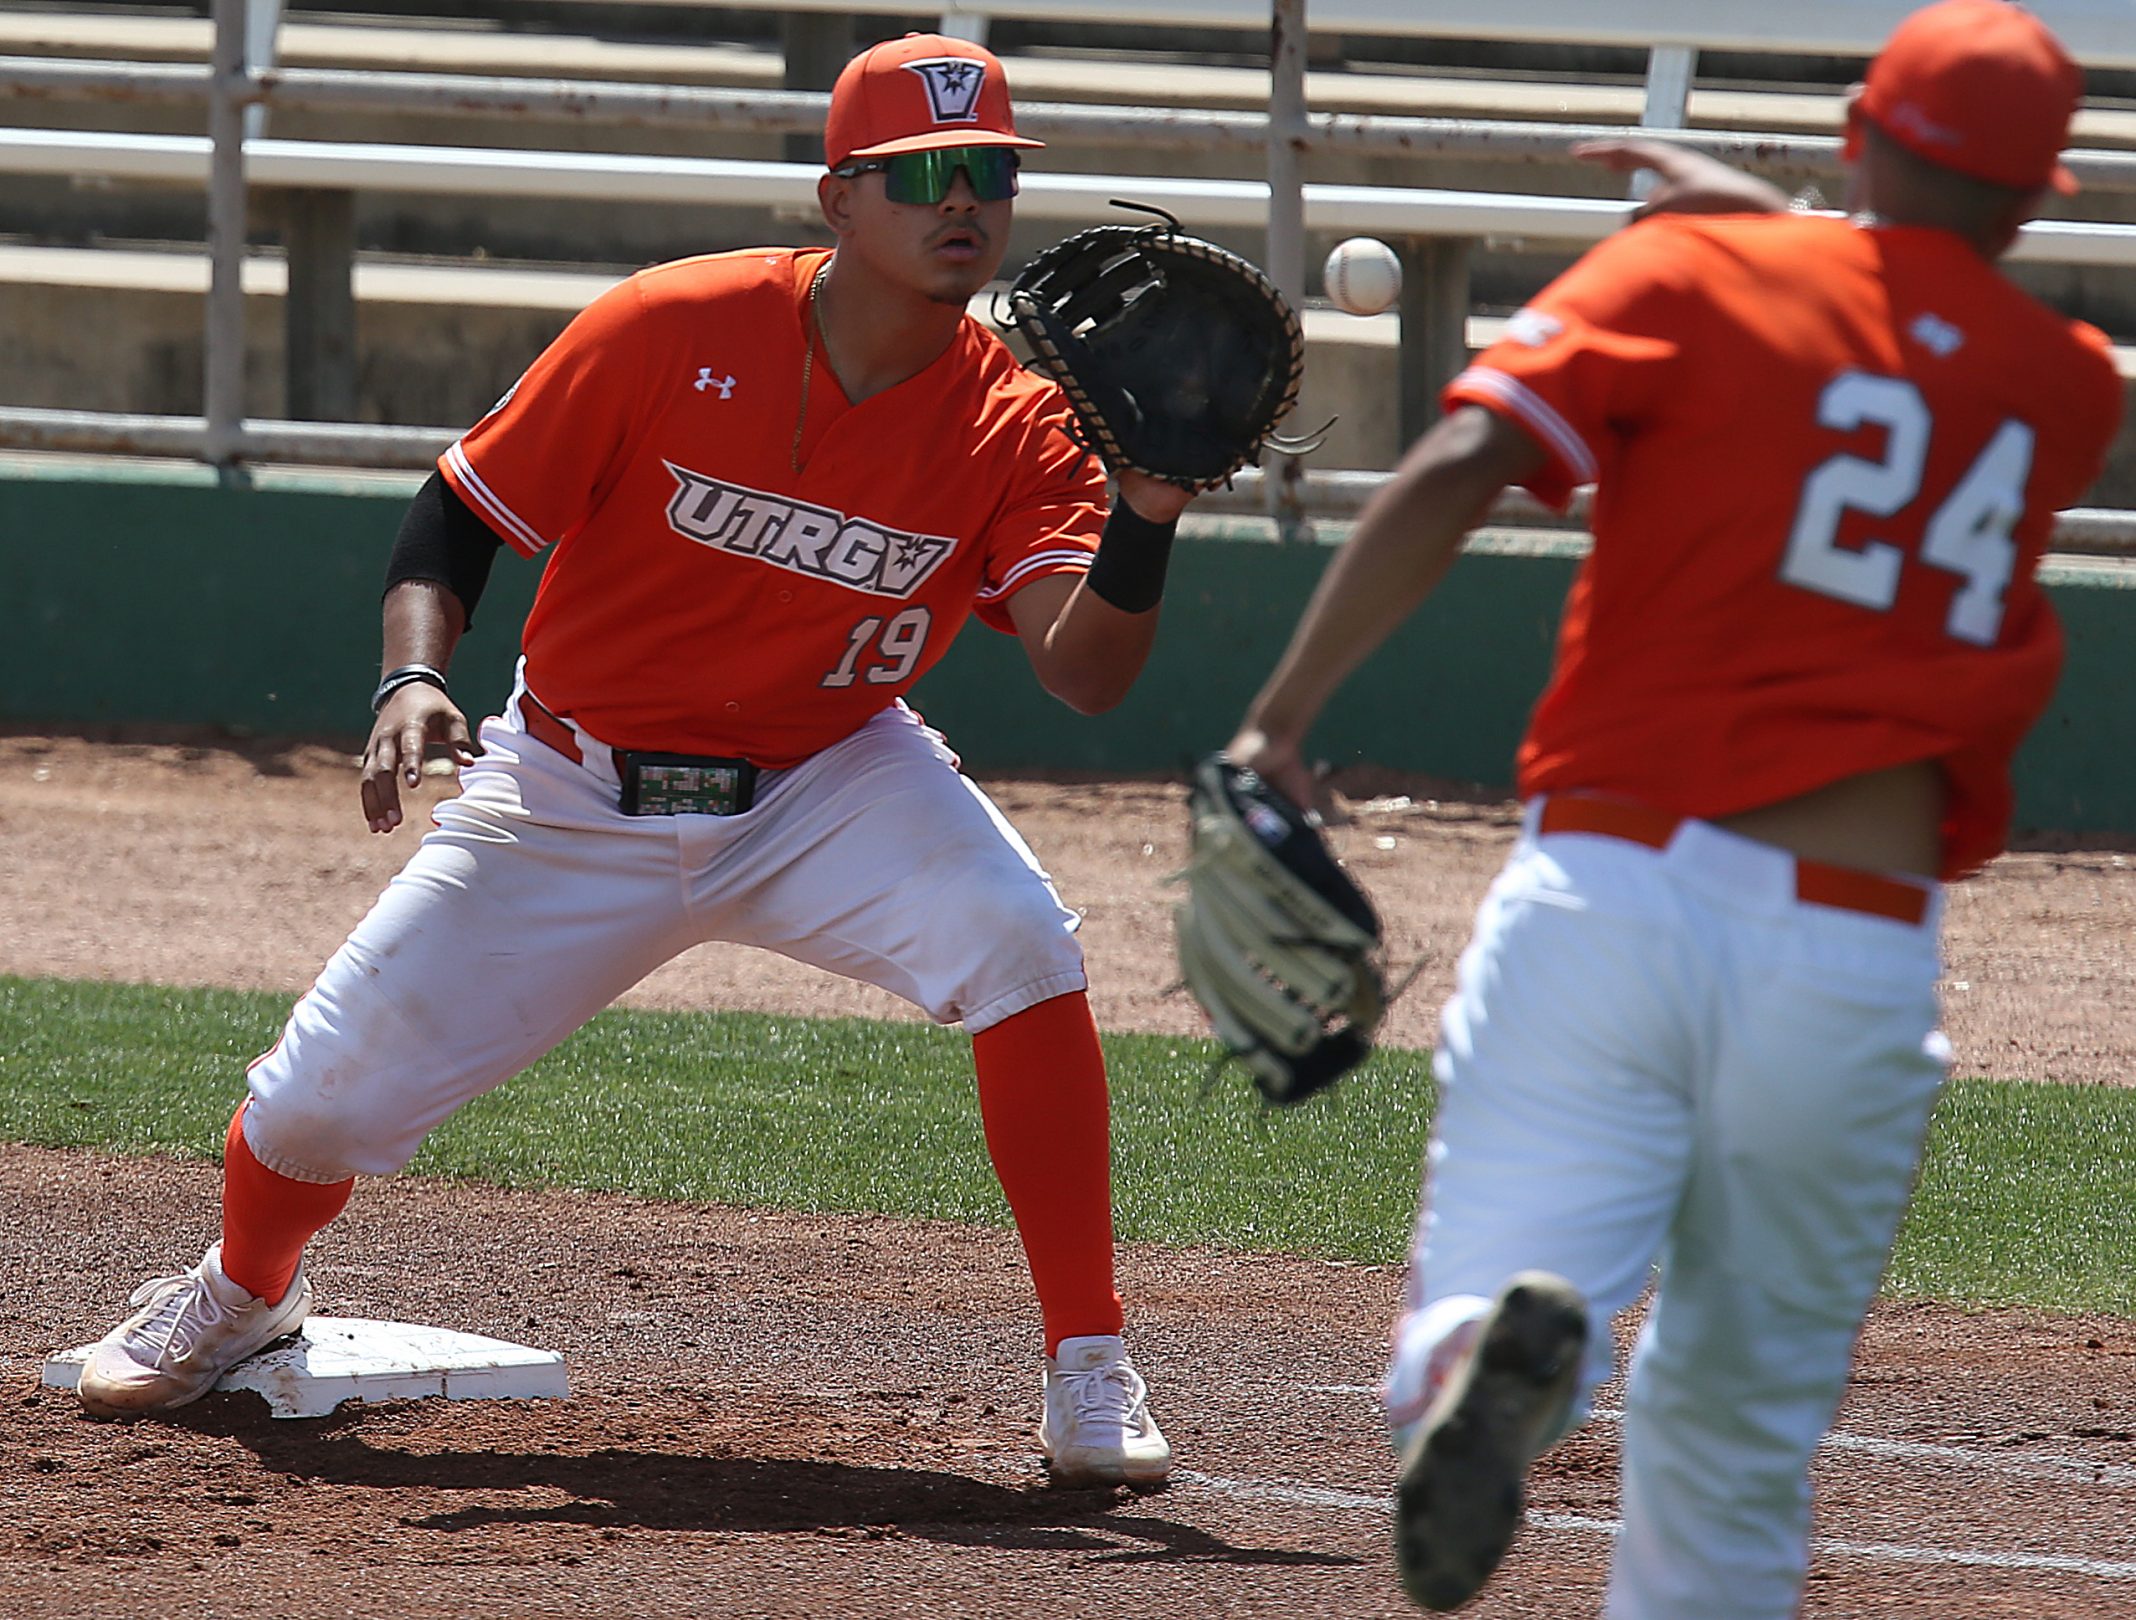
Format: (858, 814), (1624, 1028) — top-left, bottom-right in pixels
(831, 146), (1022, 205)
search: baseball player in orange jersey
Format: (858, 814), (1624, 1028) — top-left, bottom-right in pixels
(74, 33), (1194, 1485)
(1226, 2), (2122, 1611)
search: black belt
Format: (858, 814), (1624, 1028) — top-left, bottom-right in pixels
(520, 693), (759, 816)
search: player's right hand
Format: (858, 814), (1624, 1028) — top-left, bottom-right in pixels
(360, 684), (479, 834)
(1571, 137), (1792, 221)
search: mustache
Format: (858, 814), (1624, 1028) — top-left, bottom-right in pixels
(928, 222), (989, 248)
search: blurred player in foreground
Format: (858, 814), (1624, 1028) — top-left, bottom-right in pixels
(1226, 0), (2120, 1610)
(74, 33), (1194, 1487)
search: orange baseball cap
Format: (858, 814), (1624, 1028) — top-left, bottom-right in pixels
(824, 34), (1046, 169)
(1855, 0), (2082, 193)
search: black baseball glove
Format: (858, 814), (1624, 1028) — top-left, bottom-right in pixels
(1002, 207), (1318, 492)
(1173, 755), (1388, 1105)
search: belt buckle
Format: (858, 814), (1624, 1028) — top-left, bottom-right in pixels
(618, 751), (758, 816)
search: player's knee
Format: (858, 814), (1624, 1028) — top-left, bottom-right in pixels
(923, 879), (1084, 1027)
(243, 1087), (411, 1182)
(959, 872), (1081, 955)
(966, 896), (1084, 993)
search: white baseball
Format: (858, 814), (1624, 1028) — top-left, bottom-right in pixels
(1323, 237), (1402, 316)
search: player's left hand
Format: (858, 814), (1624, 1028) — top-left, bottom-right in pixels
(1116, 470), (1195, 525)
(1171, 752), (1389, 1105)
(1005, 212), (1319, 494)
(1223, 724), (1317, 817)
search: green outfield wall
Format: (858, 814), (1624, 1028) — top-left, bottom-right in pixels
(7, 461), (2136, 838)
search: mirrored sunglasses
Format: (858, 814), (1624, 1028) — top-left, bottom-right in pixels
(832, 146), (1022, 205)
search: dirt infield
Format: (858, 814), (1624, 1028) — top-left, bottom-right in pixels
(7, 729), (2136, 1619)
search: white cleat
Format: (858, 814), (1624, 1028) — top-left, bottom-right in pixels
(1393, 1271), (1587, 1612)
(1039, 1334), (1173, 1487)
(76, 1242), (313, 1419)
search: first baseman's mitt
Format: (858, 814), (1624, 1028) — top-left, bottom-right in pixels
(1003, 206), (1317, 492)
(1173, 755), (1388, 1105)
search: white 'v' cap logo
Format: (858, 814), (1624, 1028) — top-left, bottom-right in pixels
(903, 57), (985, 124)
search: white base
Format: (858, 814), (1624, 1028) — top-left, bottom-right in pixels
(43, 1316), (570, 1419)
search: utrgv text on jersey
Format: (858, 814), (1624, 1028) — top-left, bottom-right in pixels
(663, 462), (957, 598)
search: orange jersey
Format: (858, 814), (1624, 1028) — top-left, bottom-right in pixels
(1445, 213), (2122, 877)
(439, 248), (1106, 767)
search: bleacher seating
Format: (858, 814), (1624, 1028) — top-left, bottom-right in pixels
(5, 2), (2136, 509)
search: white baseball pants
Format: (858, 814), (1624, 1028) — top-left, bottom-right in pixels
(244, 679), (1086, 1182)
(1392, 801), (1949, 1620)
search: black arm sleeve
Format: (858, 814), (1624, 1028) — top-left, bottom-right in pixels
(384, 470), (504, 628)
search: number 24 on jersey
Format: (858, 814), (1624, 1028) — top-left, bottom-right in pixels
(1781, 370), (2035, 647)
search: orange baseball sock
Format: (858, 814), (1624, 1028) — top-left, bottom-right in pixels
(219, 1104), (353, 1306)
(971, 990), (1124, 1356)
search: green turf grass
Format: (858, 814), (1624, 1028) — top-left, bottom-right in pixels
(3, 973), (2132, 1313)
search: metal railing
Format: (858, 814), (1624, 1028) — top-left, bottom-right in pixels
(534, 0), (2136, 69)
(13, 54), (2136, 186)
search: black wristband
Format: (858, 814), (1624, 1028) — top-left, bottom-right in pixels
(1084, 501), (1179, 614)
(371, 663), (449, 714)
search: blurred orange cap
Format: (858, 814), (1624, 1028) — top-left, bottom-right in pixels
(1855, 0), (2082, 193)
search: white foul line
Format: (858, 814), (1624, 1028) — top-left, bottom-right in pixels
(1172, 1469), (1389, 1513)
(1176, 1476), (2136, 1582)
(1816, 1537), (2136, 1580)
(1310, 1386), (2136, 1491)
(1193, 1394), (2136, 1586)
(1592, 1404), (2136, 1493)
(1817, 1428), (2136, 1490)
(1531, 1515), (2136, 1582)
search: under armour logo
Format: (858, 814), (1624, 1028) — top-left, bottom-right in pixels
(694, 368), (737, 398)
(904, 57), (985, 124)
(1503, 307), (1563, 349)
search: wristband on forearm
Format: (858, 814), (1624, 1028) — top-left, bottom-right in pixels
(371, 663), (450, 714)
(1084, 501), (1178, 614)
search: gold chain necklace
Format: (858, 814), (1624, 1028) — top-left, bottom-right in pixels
(790, 257), (832, 474)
